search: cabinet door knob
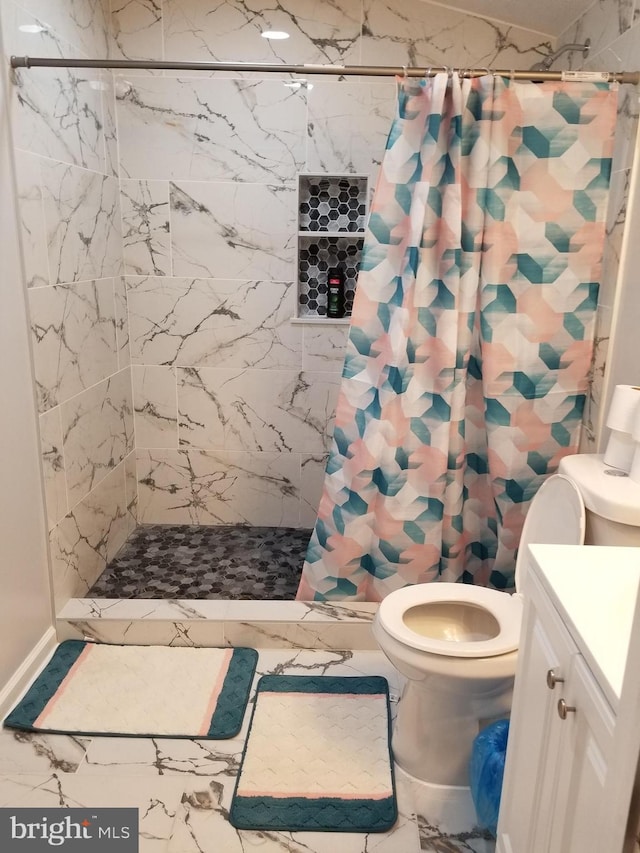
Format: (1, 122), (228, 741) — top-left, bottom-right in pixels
(557, 698), (576, 720)
(546, 669), (565, 689)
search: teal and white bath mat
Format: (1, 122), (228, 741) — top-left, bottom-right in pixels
(229, 675), (397, 832)
(4, 640), (257, 739)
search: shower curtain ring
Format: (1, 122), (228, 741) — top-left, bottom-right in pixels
(426, 65), (450, 80)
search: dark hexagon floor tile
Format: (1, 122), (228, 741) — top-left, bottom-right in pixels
(87, 525), (312, 600)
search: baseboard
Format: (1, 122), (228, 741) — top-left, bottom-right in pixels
(0, 627), (57, 719)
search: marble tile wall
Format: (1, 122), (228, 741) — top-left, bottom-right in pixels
(112, 0), (551, 527)
(4, 0), (631, 609)
(1, 0), (131, 611)
(557, 2), (640, 450)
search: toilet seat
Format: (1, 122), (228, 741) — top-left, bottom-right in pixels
(377, 583), (523, 657)
(377, 473), (586, 659)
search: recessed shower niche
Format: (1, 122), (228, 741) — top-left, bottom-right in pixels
(297, 174), (368, 318)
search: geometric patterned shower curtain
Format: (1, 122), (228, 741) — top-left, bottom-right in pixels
(297, 74), (617, 602)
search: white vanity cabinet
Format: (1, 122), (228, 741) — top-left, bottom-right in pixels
(496, 544), (640, 853)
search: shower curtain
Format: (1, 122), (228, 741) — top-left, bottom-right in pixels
(297, 73), (617, 602)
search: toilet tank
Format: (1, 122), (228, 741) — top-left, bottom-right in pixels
(558, 454), (640, 546)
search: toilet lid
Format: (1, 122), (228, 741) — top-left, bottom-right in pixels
(515, 473), (586, 592)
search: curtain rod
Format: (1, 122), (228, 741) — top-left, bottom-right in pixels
(9, 55), (640, 85)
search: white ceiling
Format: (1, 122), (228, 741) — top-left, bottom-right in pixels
(430, 0), (595, 38)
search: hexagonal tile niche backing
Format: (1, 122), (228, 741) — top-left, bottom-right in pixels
(298, 175), (368, 317)
(298, 236), (364, 316)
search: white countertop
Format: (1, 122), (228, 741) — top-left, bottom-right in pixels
(527, 544), (640, 709)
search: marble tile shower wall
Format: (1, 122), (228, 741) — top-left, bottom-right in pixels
(113, 0), (551, 529)
(4, 0), (631, 612)
(557, 0), (640, 452)
(1, 0), (132, 611)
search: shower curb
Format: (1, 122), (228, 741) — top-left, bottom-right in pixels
(56, 599), (379, 650)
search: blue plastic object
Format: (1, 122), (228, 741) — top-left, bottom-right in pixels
(469, 719), (510, 836)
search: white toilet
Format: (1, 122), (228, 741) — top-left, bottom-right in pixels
(373, 453), (640, 786)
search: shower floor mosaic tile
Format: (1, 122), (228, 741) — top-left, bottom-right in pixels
(0, 649), (495, 853)
(88, 525), (311, 599)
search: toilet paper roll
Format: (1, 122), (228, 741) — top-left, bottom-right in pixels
(630, 445), (640, 485)
(605, 384), (640, 432)
(603, 429), (636, 471)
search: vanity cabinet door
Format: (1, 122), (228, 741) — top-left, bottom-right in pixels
(496, 583), (578, 853)
(548, 653), (616, 853)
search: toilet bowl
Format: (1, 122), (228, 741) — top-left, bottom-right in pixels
(374, 471), (588, 786)
(375, 455), (640, 785)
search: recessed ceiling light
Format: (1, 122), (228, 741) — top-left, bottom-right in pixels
(284, 80), (313, 91)
(19, 24), (47, 34)
(261, 30), (290, 40)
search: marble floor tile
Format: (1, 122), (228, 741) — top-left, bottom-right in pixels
(1, 650), (491, 853)
(80, 735), (244, 779)
(0, 774), (185, 852)
(0, 730), (89, 775)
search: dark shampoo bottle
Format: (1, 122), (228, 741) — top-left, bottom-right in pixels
(327, 267), (345, 318)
